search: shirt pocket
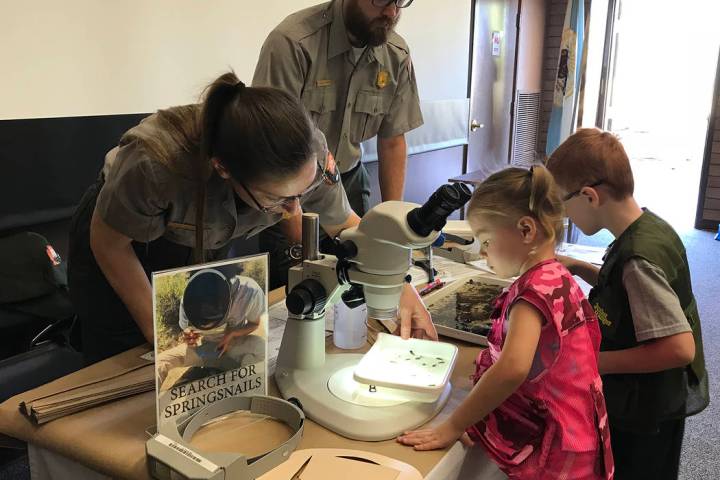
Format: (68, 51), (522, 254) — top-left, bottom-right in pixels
(302, 87), (337, 132)
(164, 222), (197, 247)
(165, 222), (233, 250)
(351, 90), (393, 143)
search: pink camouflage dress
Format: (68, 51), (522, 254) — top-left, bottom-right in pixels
(466, 259), (614, 479)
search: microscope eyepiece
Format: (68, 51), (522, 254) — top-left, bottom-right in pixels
(286, 279), (327, 316)
(406, 183), (472, 237)
(455, 182), (472, 203)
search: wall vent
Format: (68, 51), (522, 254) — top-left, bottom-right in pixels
(511, 91), (542, 167)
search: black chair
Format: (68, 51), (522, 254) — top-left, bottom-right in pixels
(0, 319), (84, 404)
(0, 232), (84, 403)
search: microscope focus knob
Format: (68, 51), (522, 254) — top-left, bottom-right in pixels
(286, 279), (327, 316)
(335, 240), (358, 260)
(341, 284), (365, 309)
(319, 238), (357, 260)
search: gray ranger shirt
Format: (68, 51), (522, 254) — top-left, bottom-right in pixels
(252, 0), (424, 173)
(96, 107), (352, 251)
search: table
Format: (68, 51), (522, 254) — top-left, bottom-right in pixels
(0, 290), (505, 480)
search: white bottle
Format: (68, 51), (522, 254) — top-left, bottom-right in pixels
(332, 301), (368, 350)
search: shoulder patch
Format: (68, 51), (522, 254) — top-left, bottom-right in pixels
(275, 3), (331, 42)
(386, 31), (410, 54)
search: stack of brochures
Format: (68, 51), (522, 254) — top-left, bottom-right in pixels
(19, 353), (154, 424)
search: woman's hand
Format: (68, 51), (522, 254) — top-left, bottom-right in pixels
(397, 282), (438, 340)
(396, 421), (474, 451)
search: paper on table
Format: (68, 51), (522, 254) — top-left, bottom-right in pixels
(20, 364), (155, 424)
(408, 255), (480, 286)
(300, 455), (400, 480)
(557, 243), (607, 266)
(442, 220), (473, 240)
(19, 356), (152, 409)
(140, 351), (155, 362)
(465, 259), (495, 275)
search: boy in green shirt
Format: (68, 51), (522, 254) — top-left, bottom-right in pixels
(546, 128), (708, 479)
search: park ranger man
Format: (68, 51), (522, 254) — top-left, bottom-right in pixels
(253, 0), (423, 288)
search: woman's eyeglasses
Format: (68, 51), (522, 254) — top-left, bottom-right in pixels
(239, 153), (335, 213)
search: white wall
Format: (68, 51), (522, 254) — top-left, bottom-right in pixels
(395, 1), (470, 102)
(1, 0), (470, 120)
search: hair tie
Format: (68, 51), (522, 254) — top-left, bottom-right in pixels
(528, 166), (536, 213)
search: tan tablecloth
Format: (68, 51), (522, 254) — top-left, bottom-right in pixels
(0, 289), (481, 479)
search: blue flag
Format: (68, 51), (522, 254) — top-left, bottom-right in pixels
(546, 0), (585, 155)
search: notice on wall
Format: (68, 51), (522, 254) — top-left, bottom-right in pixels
(492, 31), (502, 56)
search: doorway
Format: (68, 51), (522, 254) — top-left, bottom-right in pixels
(582, 0), (720, 232)
(466, 0), (520, 178)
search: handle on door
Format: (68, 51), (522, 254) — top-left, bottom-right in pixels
(470, 120), (484, 132)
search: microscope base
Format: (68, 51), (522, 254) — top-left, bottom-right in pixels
(275, 354), (452, 441)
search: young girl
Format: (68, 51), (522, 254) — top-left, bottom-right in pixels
(398, 166), (614, 479)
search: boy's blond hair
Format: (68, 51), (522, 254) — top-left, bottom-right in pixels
(546, 128), (634, 200)
(467, 166), (564, 245)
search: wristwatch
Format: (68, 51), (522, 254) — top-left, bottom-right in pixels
(287, 244), (304, 261)
(322, 151), (341, 185)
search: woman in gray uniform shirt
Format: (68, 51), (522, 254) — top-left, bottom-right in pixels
(68, 71), (435, 364)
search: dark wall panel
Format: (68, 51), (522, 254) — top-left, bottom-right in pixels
(0, 114), (149, 231)
(1, 109), (465, 251)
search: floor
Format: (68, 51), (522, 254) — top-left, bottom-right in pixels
(0, 447), (29, 480)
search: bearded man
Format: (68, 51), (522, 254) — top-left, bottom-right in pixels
(253, 0), (423, 289)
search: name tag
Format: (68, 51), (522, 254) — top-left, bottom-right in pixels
(316, 79), (332, 87)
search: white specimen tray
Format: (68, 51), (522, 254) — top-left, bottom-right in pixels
(353, 333), (458, 402)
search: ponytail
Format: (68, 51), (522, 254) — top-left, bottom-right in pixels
(194, 71), (318, 263)
(467, 165), (564, 245)
(528, 166), (551, 215)
(528, 166), (563, 244)
(122, 70), (317, 265)
(201, 72), (245, 161)
(194, 72), (246, 262)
